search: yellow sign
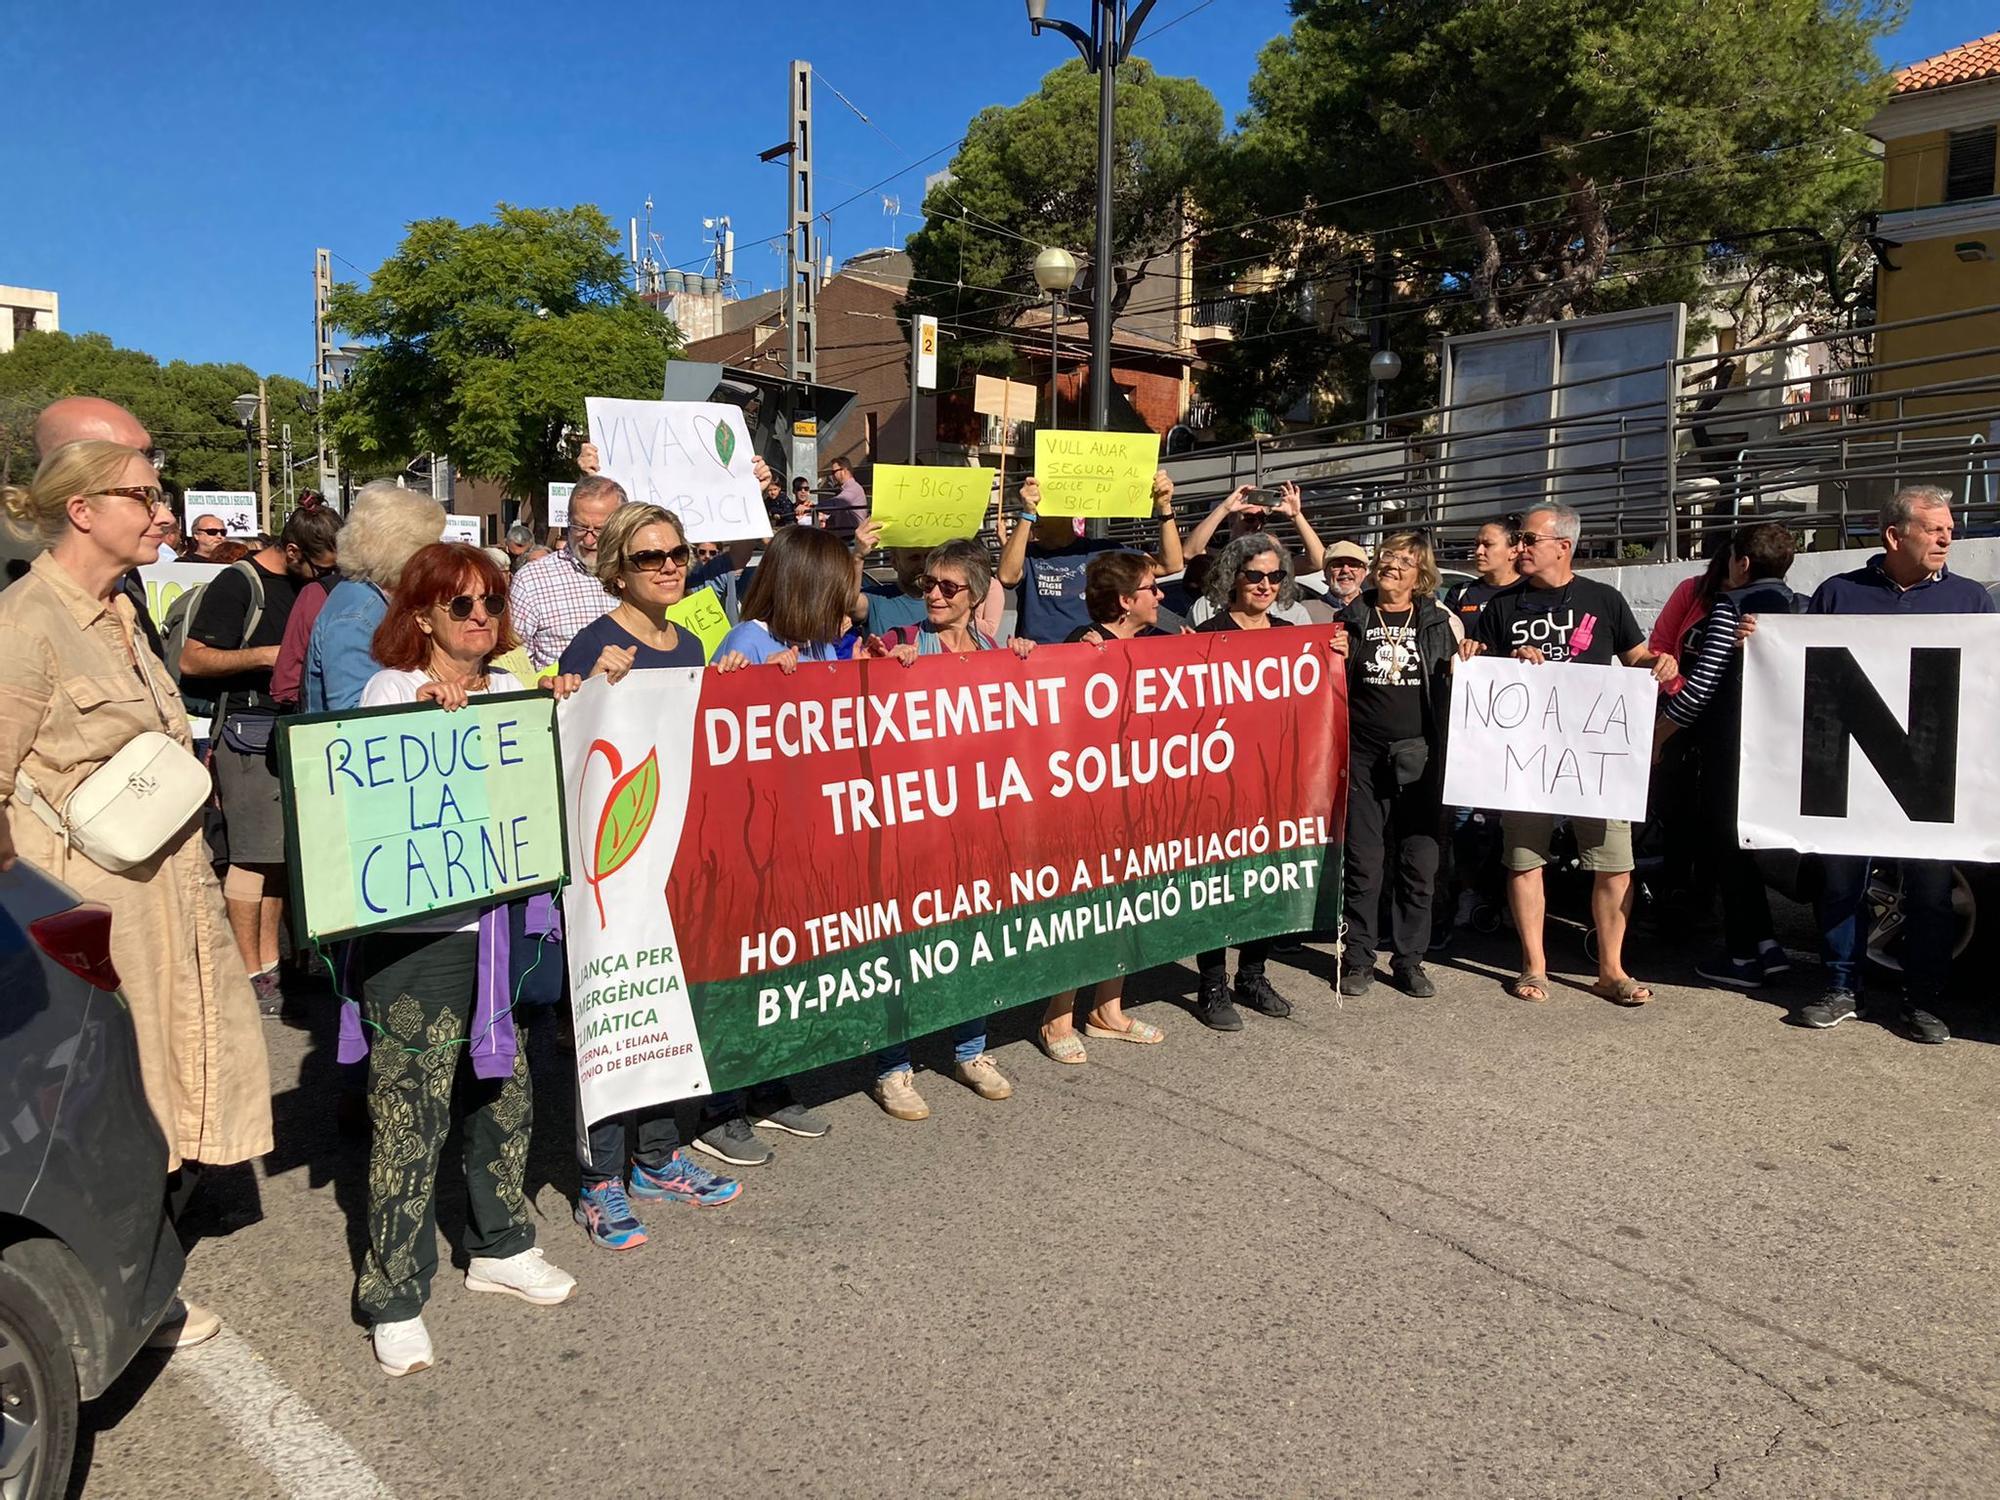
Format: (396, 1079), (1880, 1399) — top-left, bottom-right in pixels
(666, 587), (732, 661)
(793, 418), (818, 438)
(1033, 431), (1160, 518)
(869, 465), (995, 549)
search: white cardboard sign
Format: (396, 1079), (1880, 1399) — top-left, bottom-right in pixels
(1442, 656), (1657, 820)
(1738, 614), (2000, 862)
(441, 514), (483, 545)
(182, 492), (260, 542)
(547, 482), (574, 530)
(585, 398), (772, 544)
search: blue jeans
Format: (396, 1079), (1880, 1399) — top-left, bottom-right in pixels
(876, 1020), (985, 1079)
(1816, 855), (1955, 1003)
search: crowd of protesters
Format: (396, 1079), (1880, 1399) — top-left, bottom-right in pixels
(0, 391), (1988, 1374)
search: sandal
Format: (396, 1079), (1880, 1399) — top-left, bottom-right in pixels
(1038, 1029), (1088, 1065)
(1507, 972), (1551, 1003)
(1591, 976), (1654, 1006)
(1082, 1017), (1164, 1045)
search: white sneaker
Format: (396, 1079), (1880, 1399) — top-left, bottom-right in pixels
(372, 1316), (433, 1376)
(464, 1246), (576, 1306)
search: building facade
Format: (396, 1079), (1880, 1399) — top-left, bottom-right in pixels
(0, 286), (59, 355)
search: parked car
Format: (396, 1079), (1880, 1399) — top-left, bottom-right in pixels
(0, 863), (183, 1500)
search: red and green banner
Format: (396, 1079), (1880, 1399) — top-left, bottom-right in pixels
(558, 628), (1347, 1126)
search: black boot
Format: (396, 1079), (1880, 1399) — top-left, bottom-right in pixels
(1193, 967), (1244, 1032)
(1234, 966), (1293, 1019)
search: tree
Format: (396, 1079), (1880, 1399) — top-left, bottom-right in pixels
(903, 59), (1224, 378)
(0, 330), (317, 496)
(324, 204), (680, 521)
(1207, 0), (1894, 421)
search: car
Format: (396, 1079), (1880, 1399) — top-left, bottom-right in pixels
(0, 863), (183, 1500)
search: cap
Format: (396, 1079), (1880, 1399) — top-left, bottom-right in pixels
(1325, 540), (1370, 565)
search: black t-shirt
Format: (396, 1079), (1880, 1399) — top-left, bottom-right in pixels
(189, 558), (300, 711)
(1194, 611), (1294, 634)
(559, 612), (706, 677)
(1474, 574), (1642, 666)
(1445, 578), (1506, 628)
(1064, 623), (1171, 644)
(1347, 603), (1426, 750)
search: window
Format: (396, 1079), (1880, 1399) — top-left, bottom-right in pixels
(1945, 127), (1998, 204)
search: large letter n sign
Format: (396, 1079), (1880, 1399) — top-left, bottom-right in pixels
(1800, 647), (1958, 823)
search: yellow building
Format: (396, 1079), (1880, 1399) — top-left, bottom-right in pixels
(1869, 31), (1999, 440)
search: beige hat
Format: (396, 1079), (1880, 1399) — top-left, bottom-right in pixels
(1325, 540), (1370, 565)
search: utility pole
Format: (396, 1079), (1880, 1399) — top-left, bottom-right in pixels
(782, 59), (819, 488)
(257, 378), (272, 531)
(314, 248), (341, 505)
(910, 314), (937, 463)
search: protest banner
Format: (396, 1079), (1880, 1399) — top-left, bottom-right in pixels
(1442, 656), (1656, 820)
(664, 588), (730, 661)
(1034, 431), (1161, 518)
(557, 628), (1347, 1127)
(182, 492), (260, 540)
(1738, 614), (2000, 862)
(278, 693), (569, 945)
(548, 482), (574, 530)
(441, 514), (483, 544)
(868, 464), (995, 548)
(138, 560), (224, 736)
(585, 397), (773, 543)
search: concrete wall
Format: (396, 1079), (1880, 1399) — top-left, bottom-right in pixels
(0, 285), (59, 355)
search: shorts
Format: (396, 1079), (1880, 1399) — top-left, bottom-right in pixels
(213, 740), (286, 867)
(1500, 811), (1633, 874)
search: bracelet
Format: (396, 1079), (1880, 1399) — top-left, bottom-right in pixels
(1017, 511), (1038, 523)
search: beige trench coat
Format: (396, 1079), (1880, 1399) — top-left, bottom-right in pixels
(0, 553), (272, 1170)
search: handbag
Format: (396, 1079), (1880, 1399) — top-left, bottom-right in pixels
(17, 731), (210, 872)
(1386, 734), (1431, 787)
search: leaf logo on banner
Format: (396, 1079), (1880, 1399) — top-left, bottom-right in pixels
(691, 413), (735, 472)
(584, 740), (659, 927)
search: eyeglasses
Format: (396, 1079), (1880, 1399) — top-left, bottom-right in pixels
(1327, 558), (1368, 570)
(193, 526), (227, 537)
(141, 447), (167, 469)
(97, 485), (170, 513)
(628, 546), (692, 573)
(1237, 566), (1284, 586)
(1511, 530), (1568, 548)
(1375, 557), (1415, 573)
(1136, 582), (1164, 596)
(440, 592), (507, 620)
(569, 523), (605, 540)
(917, 574), (972, 600)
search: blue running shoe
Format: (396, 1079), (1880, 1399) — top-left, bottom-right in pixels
(629, 1150), (742, 1207)
(575, 1180), (648, 1250)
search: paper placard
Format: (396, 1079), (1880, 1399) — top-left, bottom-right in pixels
(183, 492), (260, 541)
(585, 398), (773, 544)
(548, 482), (574, 530)
(1033, 432), (1160, 518)
(868, 465), (994, 549)
(1441, 656), (1656, 820)
(441, 514), (483, 545)
(665, 587), (731, 662)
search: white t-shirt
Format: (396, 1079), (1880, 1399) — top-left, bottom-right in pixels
(359, 666), (524, 933)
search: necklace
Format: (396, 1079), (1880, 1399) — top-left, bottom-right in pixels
(1372, 603), (1417, 677)
(425, 662), (489, 693)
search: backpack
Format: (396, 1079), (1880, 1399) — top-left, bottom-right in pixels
(162, 559), (265, 718)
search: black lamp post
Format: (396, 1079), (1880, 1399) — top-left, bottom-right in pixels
(1025, 0), (1159, 432)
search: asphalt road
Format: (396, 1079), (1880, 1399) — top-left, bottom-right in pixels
(70, 906), (2000, 1500)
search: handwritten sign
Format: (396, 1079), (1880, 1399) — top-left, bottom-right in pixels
(868, 465), (994, 548)
(1441, 656), (1656, 820)
(666, 587), (731, 661)
(586, 398), (772, 544)
(278, 692), (569, 944)
(183, 492), (260, 541)
(1033, 431), (1160, 518)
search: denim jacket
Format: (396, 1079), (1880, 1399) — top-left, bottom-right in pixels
(303, 579), (388, 713)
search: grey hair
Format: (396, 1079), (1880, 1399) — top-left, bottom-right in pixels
(570, 475), (627, 513)
(338, 480), (446, 589)
(924, 537), (992, 605)
(1204, 531), (1300, 610)
(1883, 485), (1952, 533)
(505, 522), (533, 546)
(1521, 501), (1581, 545)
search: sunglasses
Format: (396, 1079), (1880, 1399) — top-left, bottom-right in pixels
(1237, 566), (1284, 586)
(99, 485), (170, 512)
(628, 545), (692, 573)
(917, 574), (972, 600)
(1511, 530), (1568, 548)
(439, 592), (506, 620)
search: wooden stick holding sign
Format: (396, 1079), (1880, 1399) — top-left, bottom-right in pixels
(585, 398), (773, 544)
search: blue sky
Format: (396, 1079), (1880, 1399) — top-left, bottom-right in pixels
(5, 0), (1988, 381)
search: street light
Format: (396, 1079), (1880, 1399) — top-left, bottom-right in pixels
(1367, 349), (1402, 443)
(232, 392), (259, 494)
(1033, 245), (1080, 431)
(1025, 0), (1160, 433)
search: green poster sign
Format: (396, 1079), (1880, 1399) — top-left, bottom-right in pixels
(278, 692), (569, 945)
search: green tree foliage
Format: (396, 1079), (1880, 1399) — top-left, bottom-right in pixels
(0, 331), (315, 494)
(1207, 0), (1895, 422)
(904, 59), (1224, 378)
(324, 205), (680, 516)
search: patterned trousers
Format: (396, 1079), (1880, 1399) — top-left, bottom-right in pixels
(355, 930), (534, 1325)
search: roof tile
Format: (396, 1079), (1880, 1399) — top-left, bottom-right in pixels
(1894, 31), (2000, 95)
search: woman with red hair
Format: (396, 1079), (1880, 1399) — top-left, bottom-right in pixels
(352, 543), (580, 1376)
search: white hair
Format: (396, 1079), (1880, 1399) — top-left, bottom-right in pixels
(1884, 485), (1952, 533)
(338, 480), (446, 589)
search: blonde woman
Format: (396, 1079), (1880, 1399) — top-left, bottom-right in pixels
(0, 441), (272, 1349)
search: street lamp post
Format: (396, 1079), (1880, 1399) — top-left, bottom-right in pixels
(1366, 349), (1402, 444)
(1025, 0), (1159, 433)
(231, 392), (260, 499)
(1033, 246), (1080, 431)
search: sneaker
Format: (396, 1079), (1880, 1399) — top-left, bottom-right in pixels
(1391, 964), (1436, 999)
(629, 1151), (741, 1207)
(1192, 970), (1243, 1033)
(1338, 965), (1375, 997)
(753, 1101), (831, 1138)
(251, 968), (283, 1018)
(1696, 952), (1765, 989)
(955, 1053), (1013, 1100)
(1756, 941), (1793, 979)
(145, 1296), (221, 1350)
(691, 1116), (775, 1167)
(574, 1180), (648, 1250)
(1234, 971), (1293, 1019)
(1791, 989), (1858, 1029)
(872, 1066), (930, 1121)
(1876, 1004), (1950, 1045)
(464, 1246), (576, 1306)
(372, 1315), (433, 1377)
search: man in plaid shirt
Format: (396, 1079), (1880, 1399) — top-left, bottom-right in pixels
(510, 474), (625, 669)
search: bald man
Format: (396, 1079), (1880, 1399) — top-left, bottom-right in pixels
(29, 396), (168, 654)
